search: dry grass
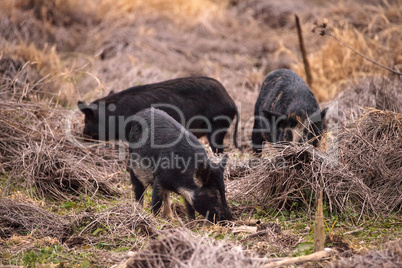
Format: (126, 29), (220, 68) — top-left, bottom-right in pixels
(0, 198), (71, 240)
(74, 201), (161, 243)
(121, 228), (267, 268)
(228, 145), (373, 217)
(329, 240), (402, 268)
(0, 0), (401, 266)
(0, 43), (76, 103)
(322, 75), (402, 132)
(96, 0), (228, 24)
(0, 100), (123, 200)
(338, 108), (402, 214)
(228, 109), (401, 217)
(293, 1), (402, 102)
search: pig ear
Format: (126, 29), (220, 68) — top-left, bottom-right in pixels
(77, 101), (95, 117)
(321, 107), (328, 120)
(219, 154), (229, 170)
(107, 90), (115, 96)
(310, 107), (328, 123)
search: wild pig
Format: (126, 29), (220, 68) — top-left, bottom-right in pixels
(128, 107), (233, 223)
(252, 69), (327, 153)
(78, 77), (240, 153)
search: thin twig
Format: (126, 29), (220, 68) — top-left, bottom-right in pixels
(313, 21), (402, 76)
(328, 33), (401, 75)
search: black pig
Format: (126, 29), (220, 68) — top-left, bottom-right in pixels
(127, 108), (233, 223)
(252, 69), (327, 153)
(78, 77), (240, 153)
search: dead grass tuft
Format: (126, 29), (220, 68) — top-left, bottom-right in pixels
(0, 100), (123, 200)
(75, 201), (160, 242)
(0, 43), (74, 102)
(0, 198), (70, 240)
(338, 108), (402, 214)
(329, 240), (402, 268)
(121, 228), (267, 268)
(228, 108), (401, 217)
(228, 145), (371, 216)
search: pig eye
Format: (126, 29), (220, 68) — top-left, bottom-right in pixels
(288, 118), (298, 128)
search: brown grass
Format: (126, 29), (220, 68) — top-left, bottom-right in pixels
(0, 43), (76, 103)
(293, 1), (402, 102)
(96, 0), (228, 24)
(0, 0), (401, 266)
(228, 145), (373, 217)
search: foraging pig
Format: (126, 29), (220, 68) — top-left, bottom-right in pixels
(77, 77), (240, 153)
(128, 108), (233, 223)
(252, 69), (328, 153)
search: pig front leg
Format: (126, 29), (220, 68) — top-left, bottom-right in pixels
(184, 199), (196, 221)
(151, 180), (164, 216)
(129, 169), (146, 205)
(161, 190), (173, 219)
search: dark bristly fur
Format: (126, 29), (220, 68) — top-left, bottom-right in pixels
(78, 76), (240, 153)
(128, 108), (232, 223)
(252, 69), (327, 153)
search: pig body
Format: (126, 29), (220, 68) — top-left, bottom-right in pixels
(252, 69), (327, 153)
(128, 108), (232, 223)
(78, 77), (240, 153)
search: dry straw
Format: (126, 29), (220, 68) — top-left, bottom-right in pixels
(227, 145), (372, 217)
(323, 76), (402, 130)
